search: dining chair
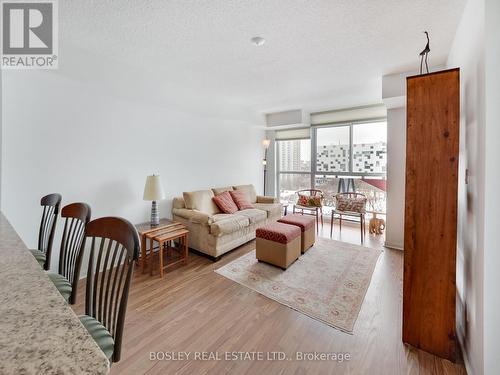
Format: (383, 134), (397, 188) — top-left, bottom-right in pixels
(331, 192), (367, 242)
(79, 217), (139, 363)
(47, 203), (91, 304)
(30, 193), (62, 270)
(292, 189), (324, 232)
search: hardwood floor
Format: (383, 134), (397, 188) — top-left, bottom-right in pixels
(73, 221), (466, 375)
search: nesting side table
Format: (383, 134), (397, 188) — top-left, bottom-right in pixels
(135, 219), (189, 276)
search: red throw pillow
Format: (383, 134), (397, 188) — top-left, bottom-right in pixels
(298, 195), (308, 206)
(229, 190), (253, 210)
(212, 191), (239, 214)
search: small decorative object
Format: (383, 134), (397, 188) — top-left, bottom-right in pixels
(369, 213), (386, 235)
(419, 31), (431, 75)
(262, 139), (271, 194)
(143, 174), (165, 226)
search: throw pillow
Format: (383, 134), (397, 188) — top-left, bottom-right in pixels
(229, 190), (253, 210)
(298, 195), (309, 206)
(297, 195), (322, 207)
(336, 196), (366, 213)
(212, 191), (239, 214)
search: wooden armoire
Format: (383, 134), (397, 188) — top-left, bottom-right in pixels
(403, 68), (460, 361)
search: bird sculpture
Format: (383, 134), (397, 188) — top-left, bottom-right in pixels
(419, 31), (430, 74)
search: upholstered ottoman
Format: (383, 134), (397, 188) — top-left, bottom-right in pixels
(255, 222), (301, 269)
(278, 214), (316, 253)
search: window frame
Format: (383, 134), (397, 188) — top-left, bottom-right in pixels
(275, 118), (387, 201)
(312, 119), (387, 178)
(275, 138), (312, 200)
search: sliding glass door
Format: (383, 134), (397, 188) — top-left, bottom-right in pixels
(275, 121), (387, 214)
(313, 121), (387, 214)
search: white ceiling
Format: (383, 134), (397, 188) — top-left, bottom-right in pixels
(59, 0), (466, 122)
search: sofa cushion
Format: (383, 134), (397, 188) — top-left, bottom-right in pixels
(211, 213), (236, 222)
(212, 186), (234, 195)
(212, 191), (239, 214)
(79, 315), (114, 360)
(253, 203), (282, 219)
(233, 184), (257, 204)
(172, 208), (211, 224)
(234, 208), (267, 224)
(183, 190), (220, 215)
(47, 272), (72, 302)
(210, 215), (250, 236)
(172, 197), (186, 209)
(30, 249), (46, 268)
(230, 190), (254, 210)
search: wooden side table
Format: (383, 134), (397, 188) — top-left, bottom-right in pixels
(148, 228), (189, 278)
(135, 219), (187, 274)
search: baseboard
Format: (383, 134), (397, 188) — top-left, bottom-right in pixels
(384, 241), (404, 251)
(456, 326), (472, 375)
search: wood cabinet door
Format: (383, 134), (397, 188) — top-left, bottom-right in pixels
(403, 68), (460, 361)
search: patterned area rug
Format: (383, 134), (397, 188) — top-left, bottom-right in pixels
(215, 237), (382, 333)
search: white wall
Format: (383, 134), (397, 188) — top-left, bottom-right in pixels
(483, 0), (500, 373)
(381, 67), (445, 251)
(385, 107), (405, 250)
(1, 64), (263, 273)
(447, 0), (485, 373)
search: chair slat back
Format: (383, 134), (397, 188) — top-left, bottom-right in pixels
(38, 193), (62, 270)
(85, 217), (139, 363)
(297, 189), (324, 198)
(58, 203), (91, 304)
(334, 193), (367, 212)
(335, 192), (366, 200)
(296, 189), (324, 207)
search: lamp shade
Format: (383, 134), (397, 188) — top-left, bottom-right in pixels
(262, 139), (271, 149)
(143, 175), (165, 201)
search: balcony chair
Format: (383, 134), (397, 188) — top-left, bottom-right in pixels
(331, 192), (367, 242)
(292, 189), (324, 232)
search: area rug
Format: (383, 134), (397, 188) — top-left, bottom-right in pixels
(215, 237), (382, 333)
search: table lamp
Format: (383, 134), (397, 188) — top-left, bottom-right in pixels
(143, 174), (165, 226)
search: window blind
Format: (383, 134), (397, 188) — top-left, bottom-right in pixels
(310, 104), (387, 125)
(274, 128), (311, 140)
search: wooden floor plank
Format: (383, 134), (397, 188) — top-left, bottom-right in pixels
(73, 221), (466, 375)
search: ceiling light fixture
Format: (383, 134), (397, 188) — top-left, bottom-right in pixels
(250, 36), (266, 46)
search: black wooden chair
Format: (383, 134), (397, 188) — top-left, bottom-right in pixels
(47, 203), (91, 304)
(79, 217), (139, 363)
(30, 193), (62, 270)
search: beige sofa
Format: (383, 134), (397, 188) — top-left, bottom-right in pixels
(172, 184), (282, 260)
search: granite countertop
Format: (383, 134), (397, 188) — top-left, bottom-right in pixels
(0, 213), (110, 375)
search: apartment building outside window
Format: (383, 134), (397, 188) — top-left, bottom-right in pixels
(276, 120), (387, 215)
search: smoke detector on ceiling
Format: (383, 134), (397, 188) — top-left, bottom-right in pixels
(250, 36), (266, 46)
